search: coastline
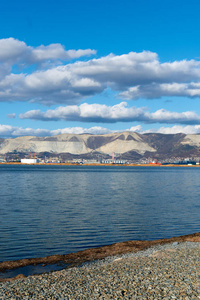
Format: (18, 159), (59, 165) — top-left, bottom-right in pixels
(1, 162), (200, 167)
(1, 232), (200, 282)
(2, 241), (200, 298)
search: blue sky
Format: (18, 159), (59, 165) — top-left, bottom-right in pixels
(1, 0), (200, 137)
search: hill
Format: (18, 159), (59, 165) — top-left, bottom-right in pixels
(1, 132), (200, 162)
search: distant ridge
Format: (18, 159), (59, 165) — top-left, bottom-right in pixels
(0, 131), (200, 161)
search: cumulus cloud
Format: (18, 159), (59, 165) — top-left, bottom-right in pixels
(0, 124), (112, 138)
(2, 123), (200, 139)
(128, 125), (142, 132)
(0, 38), (28, 63)
(19, 102), (200, 125)
(0, 38), (97, 104)
(144, 125), (200, 134)
(0, 125), (51, 137)
(0, 38), (96, 65)
(1, 39), (200, 104)
(31, 44), (96, 63)
(148, 108), (200, 124)
(119, 82), (200, 99)
(51, 126), (112, 135)
(19, 102), (146, 122)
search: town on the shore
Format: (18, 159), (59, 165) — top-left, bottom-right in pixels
(0, 153), (200, 166)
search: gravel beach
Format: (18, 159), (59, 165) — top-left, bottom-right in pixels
(1, 241), (200, 299)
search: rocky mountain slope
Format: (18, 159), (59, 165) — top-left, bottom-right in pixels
(0, 132), (200, 161)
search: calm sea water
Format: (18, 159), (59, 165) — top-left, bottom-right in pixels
(0, 164), (200, 262)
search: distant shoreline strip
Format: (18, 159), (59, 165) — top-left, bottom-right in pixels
(1, 162), (200, 167)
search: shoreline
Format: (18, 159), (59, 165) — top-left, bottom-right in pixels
(1, 162), (200, 167)
(1, 240), (200, 298)
(1, 232), (200, 282)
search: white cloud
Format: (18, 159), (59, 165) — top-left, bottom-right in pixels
(51, 126), (112, 135)
(0, 124), (51, 137)
(149, 108), (200, 124)
(144, 125), (200, 134)
(128, 125), (143, 132)
(0, 38), (28, 63)
(0, 38), (96, 65)
(2, 123), (200, 138)
(120, 82), (200, 99)
(0, 124), (112, 138)
(0, 125), (15, 136)
(1, 40), (200, 104)
(0, 38), (29, 80)
(19, 102), (200, 125)
(19, 102), (148, 122)
(30, 44), (96, 63)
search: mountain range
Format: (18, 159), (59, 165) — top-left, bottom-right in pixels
(0, 132), (200, 162)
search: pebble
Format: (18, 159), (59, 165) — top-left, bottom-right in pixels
(0, 242), (200, 299)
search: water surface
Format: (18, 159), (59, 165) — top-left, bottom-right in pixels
(0, 165), (200, 262)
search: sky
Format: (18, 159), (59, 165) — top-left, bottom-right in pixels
(1, 0), (200, 137)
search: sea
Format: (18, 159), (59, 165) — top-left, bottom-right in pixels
(0, 164), (200, 262)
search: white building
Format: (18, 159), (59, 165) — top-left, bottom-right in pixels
(21, 158), (39, 164)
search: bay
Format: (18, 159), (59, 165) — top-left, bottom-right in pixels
(0, 164), (200, 262)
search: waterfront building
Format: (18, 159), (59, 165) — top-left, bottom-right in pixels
(21, 158), (39, 164)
